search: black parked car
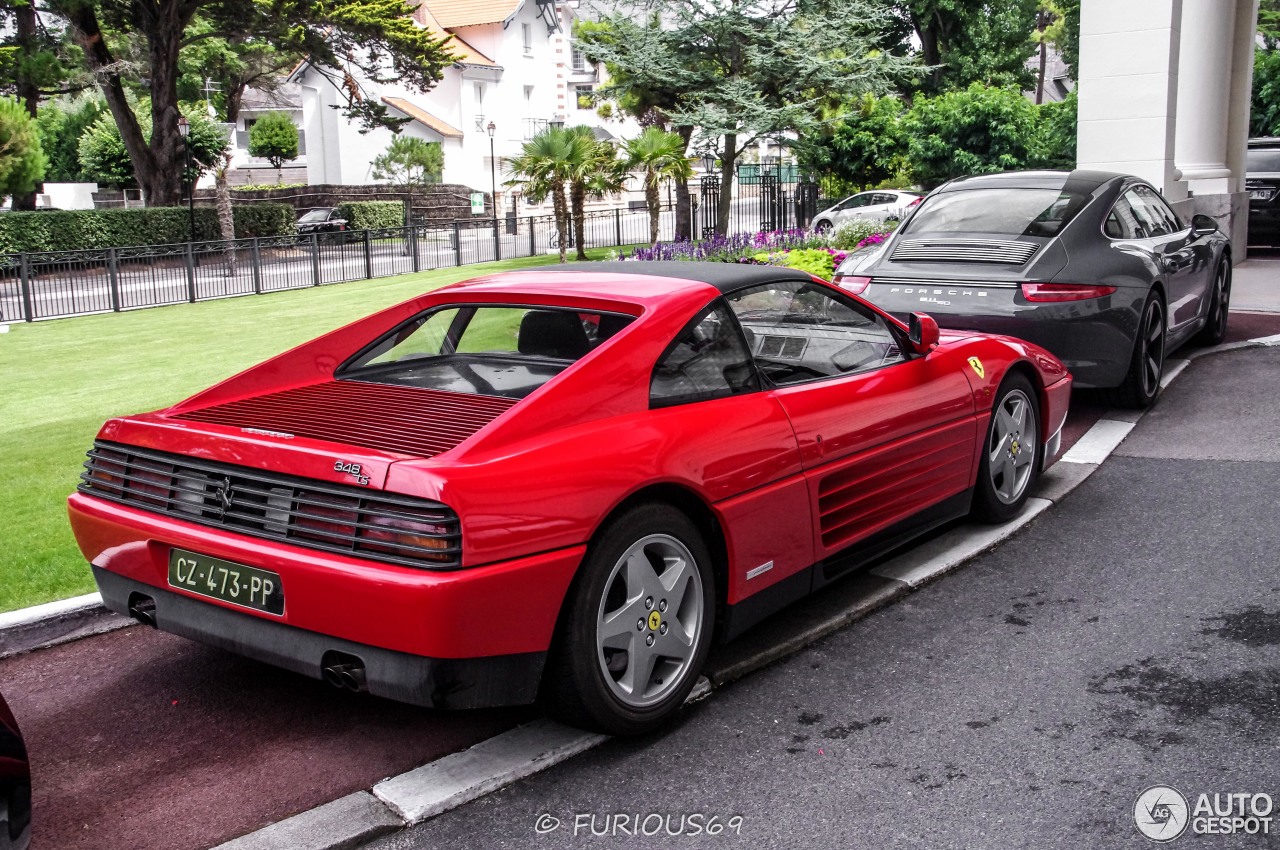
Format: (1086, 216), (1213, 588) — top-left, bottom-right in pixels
(835, 170), (1231, 408)
(0, 690), (30, 850)
(296, 207), (351, 241)
(1246, 138), (1280, 246)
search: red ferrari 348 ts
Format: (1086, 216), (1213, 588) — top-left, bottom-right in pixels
(68, 262), (1071, 734)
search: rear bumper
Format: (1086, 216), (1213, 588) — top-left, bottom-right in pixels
(93, 566), (544, 709)
(864, 284), (1142, 389)
(69, 492), (585, 707)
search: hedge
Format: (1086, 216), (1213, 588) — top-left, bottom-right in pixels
(0, 203), (297, 254)
(337, 200), (404, 230)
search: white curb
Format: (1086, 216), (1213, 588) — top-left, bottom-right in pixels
(1058, 419), (1135, 465)
(372, 720), (608, 825)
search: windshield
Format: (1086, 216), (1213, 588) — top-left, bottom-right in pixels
(1247, 149), (1280, 173)
(903, 188), (1090, 237)
(340, 305), (635, 399)
(298, 209), (333, 223)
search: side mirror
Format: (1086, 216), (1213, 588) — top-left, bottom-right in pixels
(1191, 213), (1219, 237)
(908, 312), (939, 354)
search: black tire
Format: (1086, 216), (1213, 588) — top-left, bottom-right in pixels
(1195, 258), (1231, 346)
(971, 373), (1041, 524)
(1105, 291), (1166, 409)
(813, 220), (833, 234)
(539, 503), (716, 736)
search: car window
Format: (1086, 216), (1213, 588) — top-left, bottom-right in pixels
(837, 194), (873, 210)
(1103, 197), (1143, 239)
(1133, 185), (1184, 232)
(298, 209), (331, 223)
(874, 193), (899, 206)
(1246, 148), (1280, 172)
(1123, 187), (1182, 238)
(725, 281), (904, 387)
(650, 301), (759, 407)
(903, 187), (1090, 237)
(340, 305), (635, 399)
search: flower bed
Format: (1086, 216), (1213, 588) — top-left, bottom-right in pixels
(625, 223), (894, 279)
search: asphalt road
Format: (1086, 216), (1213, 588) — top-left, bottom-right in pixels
(363, 345), (1280, 849)
(1, 313), (1275, 849)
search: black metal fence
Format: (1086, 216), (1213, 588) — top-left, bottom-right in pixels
(1, 187), (821, 323)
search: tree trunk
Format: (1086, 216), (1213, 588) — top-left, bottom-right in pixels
(552, 178), (568, 263)
(214, 154), (237, 275)
(674, 126), (693, 241)
(1035, 11), (1050, 105)
(12, 0), (40, 210)
(911, 11), (944, 91)
(646, 173), (660, 246)
(571, 180), (588, 261)
(716, 132), (737, 236)
(145, 10), (188, 206)
(65, 3), (159, 202)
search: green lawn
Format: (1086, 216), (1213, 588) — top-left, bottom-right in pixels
(0, 249), (623, 612)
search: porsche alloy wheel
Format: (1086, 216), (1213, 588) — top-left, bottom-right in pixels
(595, 533), (704, 709)
(541, 503), (715, 735)
(972, 374), (1040, 523)
(1109, 293), (1166, 409)
(1196, 259), (1231, 346)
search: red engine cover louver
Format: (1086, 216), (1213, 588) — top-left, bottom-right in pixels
(172, 381), (519, 458)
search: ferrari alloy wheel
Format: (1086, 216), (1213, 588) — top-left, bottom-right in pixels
(1196, 259), (1231, 346)
(540, 503), (715, 735)
(972, 374), (1040, 523)
(1109, 292), (1166, 409)
(595, 533), (704, 709)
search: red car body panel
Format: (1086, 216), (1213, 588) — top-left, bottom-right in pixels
(67, 264), (1071, 709)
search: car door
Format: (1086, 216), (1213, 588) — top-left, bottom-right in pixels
(723, 280), (977, 565)
(1124, 185), (1213, 332)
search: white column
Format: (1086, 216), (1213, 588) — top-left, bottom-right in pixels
(1174, 0), (1238, 191)
(1224, 0), (1262, 195)
(1076, 0), (1185, 198)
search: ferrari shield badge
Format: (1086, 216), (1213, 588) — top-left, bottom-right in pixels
(967, 357), (985, 379)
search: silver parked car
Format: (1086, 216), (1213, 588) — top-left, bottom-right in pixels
(834, 170), (1231, 408)
(810, 190), (921, 234)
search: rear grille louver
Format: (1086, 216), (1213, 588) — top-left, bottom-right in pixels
(890, 239), (1039, 266)
(173, 381), (518, 459)
(79, 442), (462, 569)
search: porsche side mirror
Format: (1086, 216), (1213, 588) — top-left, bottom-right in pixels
(1191, 213), (1218, 237)
(908, 312), (939, 354)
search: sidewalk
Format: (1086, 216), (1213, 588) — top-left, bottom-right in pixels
(1234, 250), (1280, 312)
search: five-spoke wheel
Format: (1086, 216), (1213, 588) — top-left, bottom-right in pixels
(541, 504), (715, 735)
(972, 374), (1040, 523)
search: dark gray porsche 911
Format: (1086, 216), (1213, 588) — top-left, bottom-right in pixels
(833, 170), (1232, 408)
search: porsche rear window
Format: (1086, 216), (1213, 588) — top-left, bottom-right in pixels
(904, 188), (1089, 237)
(339, 305), (635, 399)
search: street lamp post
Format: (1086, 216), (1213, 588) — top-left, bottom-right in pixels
(177, 116), (195, 243)
(486, 121), (497, 220)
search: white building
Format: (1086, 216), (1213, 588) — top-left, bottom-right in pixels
(226, 85), (308, 186)
(283, 0), (638, 212)
(1076, 0), (1259, 252)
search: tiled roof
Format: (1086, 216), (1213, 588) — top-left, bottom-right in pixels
(426, 0), (523, 29)
(414, 3), (497, 66)
(381, 97), (465, 138)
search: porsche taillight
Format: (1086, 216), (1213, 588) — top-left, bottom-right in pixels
(834, 274), (872, 295)
(1021, 282), (1117, 302)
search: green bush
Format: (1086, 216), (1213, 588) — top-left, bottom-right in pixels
(752, 247), (840, 278)
(337, 200), (405, 230)
(904, 83), (1040, 189)
(0, 203), (297, 253)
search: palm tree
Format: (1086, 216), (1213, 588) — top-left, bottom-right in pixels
(564, 126), (627, 261)
(623, 127), (693, 247)
(505, 127), (576, 263)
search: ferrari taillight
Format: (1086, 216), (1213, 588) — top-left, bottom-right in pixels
(1021, 282), (1117, 302)
(835, 275), (871, 295)
(360, 512), (452, 562)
